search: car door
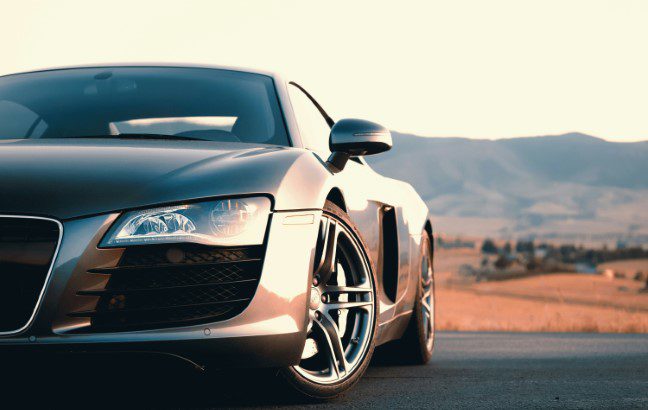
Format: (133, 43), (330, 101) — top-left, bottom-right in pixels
(286, 83), (414, 327)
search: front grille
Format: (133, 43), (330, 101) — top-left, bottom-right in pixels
(0, 217), (60, 333)
(70, 244), (263, 332)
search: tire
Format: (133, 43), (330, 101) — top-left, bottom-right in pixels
(385, 231), (435, 364)
(278, 200), (378, 400)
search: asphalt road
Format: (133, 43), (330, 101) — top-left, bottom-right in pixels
(342, 332), (648, 409)
(7, 332), (648, 408)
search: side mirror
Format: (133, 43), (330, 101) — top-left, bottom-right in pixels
(327, 119), (392, 172)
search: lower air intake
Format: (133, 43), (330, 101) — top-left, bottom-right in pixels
(71, 244), (263, 332)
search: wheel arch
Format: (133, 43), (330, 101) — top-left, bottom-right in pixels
(325, 187), (347, 212)
(424, 219), (434, 252)
(423, 218), (435, 269)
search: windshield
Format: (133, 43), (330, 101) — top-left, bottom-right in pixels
(0, 67), (289, 145)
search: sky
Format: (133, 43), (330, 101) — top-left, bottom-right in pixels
(2, 0), (647, 142)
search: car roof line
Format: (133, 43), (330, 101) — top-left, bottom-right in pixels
(0, 62), (280, 80)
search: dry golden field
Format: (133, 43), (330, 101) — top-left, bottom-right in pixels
(434, 249), (648, 333)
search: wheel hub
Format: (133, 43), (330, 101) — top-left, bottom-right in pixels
(309, 287), (322, 310)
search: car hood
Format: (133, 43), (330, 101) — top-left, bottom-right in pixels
(0, 139), (325, 220)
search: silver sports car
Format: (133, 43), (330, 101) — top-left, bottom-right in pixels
(0, 64), (435, 399)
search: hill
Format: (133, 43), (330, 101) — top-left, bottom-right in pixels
(367, 132), (648, 242)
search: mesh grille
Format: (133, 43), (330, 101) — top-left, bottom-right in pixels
(101, 283), (249, 311)
(104, 261), (256, 290)
(71, 244), (263, 332)
(119, 246), (260, 267)
(89, 303), (239, 330)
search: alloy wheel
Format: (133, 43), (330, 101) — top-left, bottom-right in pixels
(421, 237), (434, 351)
(293, 214), (375, 384)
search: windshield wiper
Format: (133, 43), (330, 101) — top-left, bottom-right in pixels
(64, 133), (208, 141)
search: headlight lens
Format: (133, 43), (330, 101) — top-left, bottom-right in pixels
(101, 197), (271, 247)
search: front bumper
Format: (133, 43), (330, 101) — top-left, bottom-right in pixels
(0, 209), (322, 368)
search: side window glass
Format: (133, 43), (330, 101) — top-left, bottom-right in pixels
(287, 84), (331, 157)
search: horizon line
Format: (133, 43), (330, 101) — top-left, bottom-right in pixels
(390, 130), (648, 143)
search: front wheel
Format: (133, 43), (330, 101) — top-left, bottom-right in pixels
(279, 201), (377, 400)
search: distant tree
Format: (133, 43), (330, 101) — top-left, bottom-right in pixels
(515, 241), (523, 253)
(494, 254), (510, 270)
(559, 244), (576, 263)
(516, 240), (535, 255)
(503, 242), (512, 255)
(481, 238), (498, 255)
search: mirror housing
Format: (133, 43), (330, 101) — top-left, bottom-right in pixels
(326, 119), (392, 172)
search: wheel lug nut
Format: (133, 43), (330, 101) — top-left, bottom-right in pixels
(321, 295), (327, 303)
(312, 277), (319, 286)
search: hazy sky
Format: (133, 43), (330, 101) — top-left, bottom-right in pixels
(2, 0), (647, 141)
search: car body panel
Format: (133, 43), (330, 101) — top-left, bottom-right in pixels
(0, 138), (330, 218)
(0, 64), (432, 365)
(0, 210), (323, 368)
(328, 159), (429, 343)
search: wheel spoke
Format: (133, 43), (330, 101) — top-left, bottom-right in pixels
(422, 287), (432, 299)
(422, 286), (433, 339)
(422, 300), (431, 316)
(313, 312), (347, 378)
(326, 300), (373, 311)
(324, 284), (372, 295)
(314, 218), (339, 285)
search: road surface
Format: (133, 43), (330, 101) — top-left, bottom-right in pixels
(8, 332), (648, 408)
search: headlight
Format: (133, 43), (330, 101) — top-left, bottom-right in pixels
(100, 197), (271, 247)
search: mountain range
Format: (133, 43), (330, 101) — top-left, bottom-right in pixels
(366, 132), (648, 243)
